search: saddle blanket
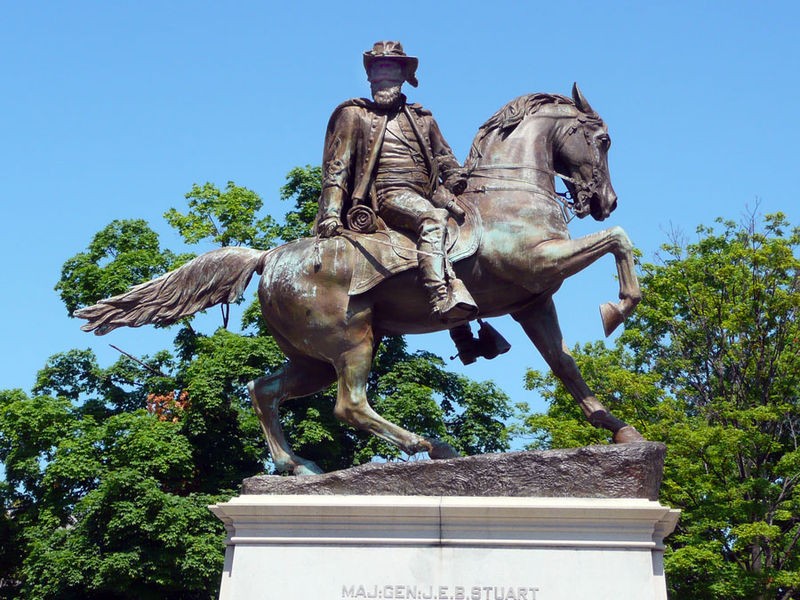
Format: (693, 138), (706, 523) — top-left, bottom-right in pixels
(342, 199), (482, 296)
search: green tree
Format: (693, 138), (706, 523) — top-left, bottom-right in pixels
(275, 164), (321, 242)
(522, 212), (800, 600)
(1, 332), (283, 598)
(0, 384), (231, 599)
(164, 181), (278, 249)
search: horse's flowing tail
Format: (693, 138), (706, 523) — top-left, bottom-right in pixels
(74, 247), (269, 335)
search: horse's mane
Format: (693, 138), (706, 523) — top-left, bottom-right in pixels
(466, 93), (575, 168)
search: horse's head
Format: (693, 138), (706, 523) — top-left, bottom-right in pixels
(554, 84), (617, 221)
(466, 87), (618, 222)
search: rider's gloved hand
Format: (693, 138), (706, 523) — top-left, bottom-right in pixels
(317, 217), (343, 238)
(445, 171), (469, 196)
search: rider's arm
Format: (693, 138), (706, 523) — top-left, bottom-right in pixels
(315, 107), (358, 236)
(428, 117), (468, 195)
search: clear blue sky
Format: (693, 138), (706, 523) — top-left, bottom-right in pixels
(1, 2), (797, 418)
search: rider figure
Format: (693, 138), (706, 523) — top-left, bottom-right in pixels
(315, 41), (509, 362)
(314, 40), (476, 322)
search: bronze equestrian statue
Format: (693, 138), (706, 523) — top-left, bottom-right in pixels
(75, 43), (644, 475)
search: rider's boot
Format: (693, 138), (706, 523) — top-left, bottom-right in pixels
(418, 209), (478, 323)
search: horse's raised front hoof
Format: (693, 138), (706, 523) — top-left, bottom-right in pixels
(613, 425), (646, 444)
(426, 438), (460, 460)
(600, 302), (625, 337)
(293, 460), (325, 476)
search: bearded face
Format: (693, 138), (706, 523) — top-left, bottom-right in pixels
(371, 83), (403, 108)
(368, 59), (405, 109)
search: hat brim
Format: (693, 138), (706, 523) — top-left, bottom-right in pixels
(363, 54), (419, 87)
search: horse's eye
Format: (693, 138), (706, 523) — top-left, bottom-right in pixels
(597, 134), (611, 149)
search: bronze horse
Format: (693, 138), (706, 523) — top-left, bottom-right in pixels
(76, 84), (644, 475)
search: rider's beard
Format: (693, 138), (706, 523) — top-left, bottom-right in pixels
(371, 84), (403, 109)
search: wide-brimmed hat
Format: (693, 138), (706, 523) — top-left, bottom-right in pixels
(363, 41), (419, 87)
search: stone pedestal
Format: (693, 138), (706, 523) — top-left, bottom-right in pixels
(210, 495), (678, 600)
(209, 444), (679, 600)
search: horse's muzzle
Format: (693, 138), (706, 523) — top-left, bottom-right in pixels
(590, 196), (616, 221)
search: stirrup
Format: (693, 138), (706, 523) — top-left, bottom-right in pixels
(450, 319), (511, 365)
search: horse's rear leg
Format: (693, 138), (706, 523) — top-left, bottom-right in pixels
(513, 299), (644, 443)
(248, 358), (336, 475)
(332, 338), (459, 460)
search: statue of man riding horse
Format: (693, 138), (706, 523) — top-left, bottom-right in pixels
(75, 41), (646, 475)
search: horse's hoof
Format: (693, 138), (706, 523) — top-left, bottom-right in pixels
(293, 461), (324, 476)
(427, 438), (460, 460)
(600, 302), (625, 337)
(613, 425), (646, 444)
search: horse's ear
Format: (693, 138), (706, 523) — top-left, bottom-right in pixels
(572, 82), (595, 115)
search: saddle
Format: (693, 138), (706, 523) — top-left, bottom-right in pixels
(342, 199), (482, 296)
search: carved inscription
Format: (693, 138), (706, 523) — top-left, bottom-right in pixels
(341, 585), (540, 600)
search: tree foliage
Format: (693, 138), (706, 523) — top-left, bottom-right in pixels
(522, 212), (800, 600)
(0, 383), (234, 599)
(1, 167), (514, 598)
(164, 181), (278, 249)
(275, 164), (321, 242)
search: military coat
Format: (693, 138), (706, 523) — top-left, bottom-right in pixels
(314, 96), (463, 232)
